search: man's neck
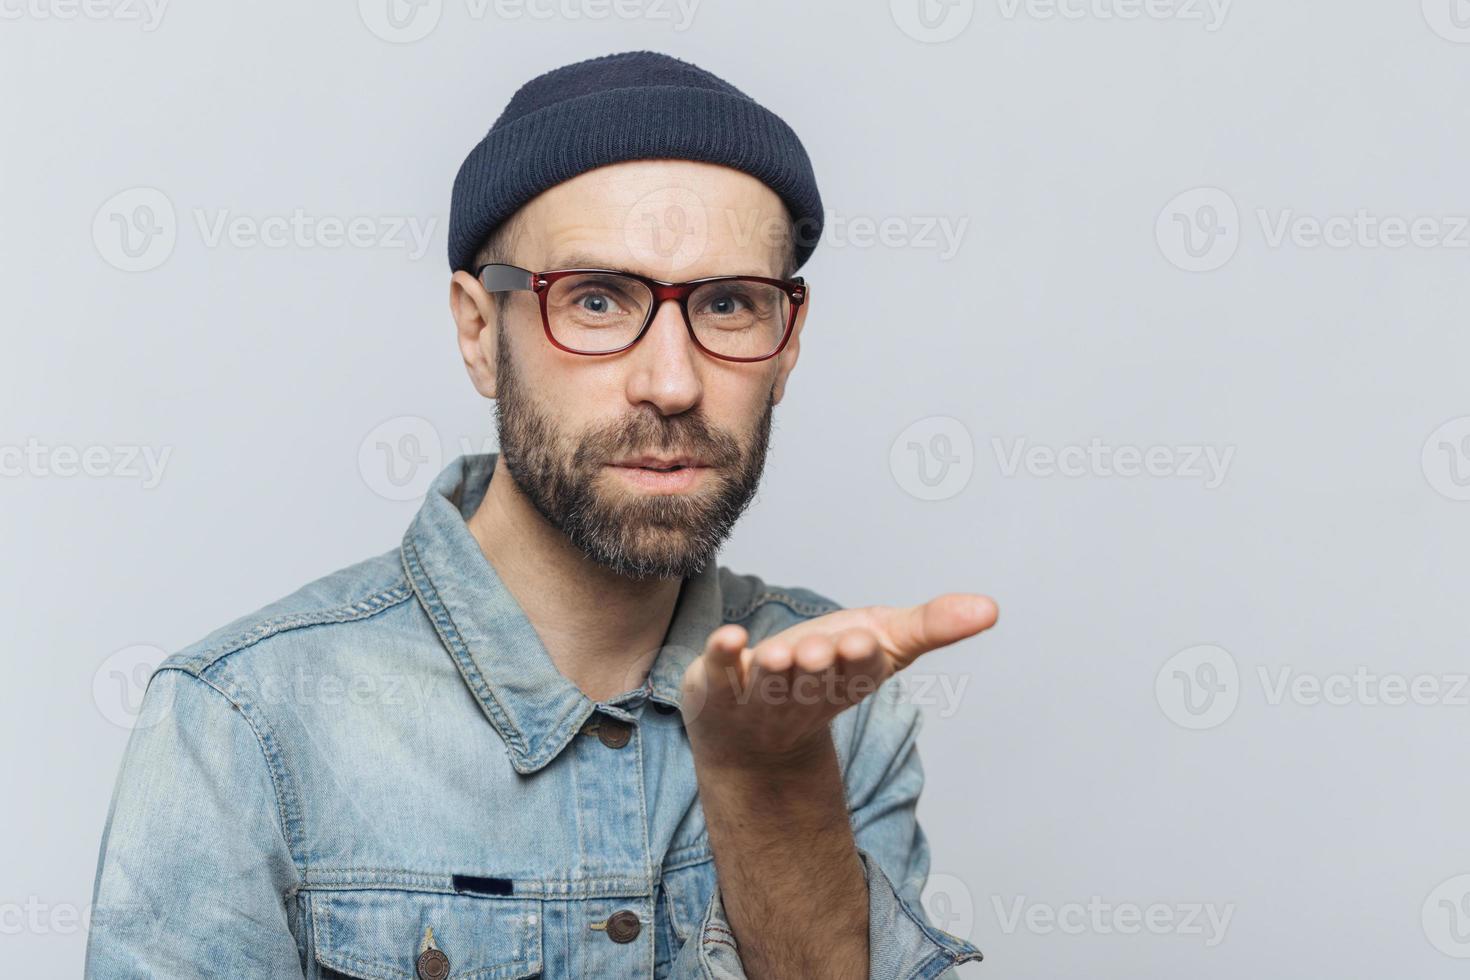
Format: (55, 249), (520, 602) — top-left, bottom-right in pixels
(464, 455), (684, 702)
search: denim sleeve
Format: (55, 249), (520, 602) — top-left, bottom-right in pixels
(84, 667), (305, 978)
(668, 688), (983, 980)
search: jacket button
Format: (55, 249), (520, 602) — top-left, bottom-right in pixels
(597, 718), (632, 749)
(416, 948), (450, 980)
(605, 909), (642, 943)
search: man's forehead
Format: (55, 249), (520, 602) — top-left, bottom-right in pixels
(537, 247), (778, 281)
(509, 160), (790, 278)
(518, 213), (787, 280)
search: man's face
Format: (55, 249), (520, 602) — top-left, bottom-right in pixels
(455, 160), (806, 581)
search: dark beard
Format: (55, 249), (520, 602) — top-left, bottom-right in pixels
(492, 324), (775, 581)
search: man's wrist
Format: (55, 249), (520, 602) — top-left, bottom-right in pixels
(686, 723), (838, 783)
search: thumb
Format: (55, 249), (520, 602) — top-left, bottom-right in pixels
(881, 594), (998, 669)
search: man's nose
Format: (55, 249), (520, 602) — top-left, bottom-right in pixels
(624, 299), (702, 415)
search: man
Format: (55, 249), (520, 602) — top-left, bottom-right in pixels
(86, 50), (997, 979)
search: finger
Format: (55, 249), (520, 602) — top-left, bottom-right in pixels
(792, 634), (838, 675)
(833, 627), (886, 678)
(784, 635), (838, 712)
(700, 624), (748, 692)
(750, 640), (794, 674)
(828, 628), (888, 705)
(878, 594), (998, 668)
(746, 640), (795, 684)
(743, 640), (794, 708)
(704, 624), (748, 667)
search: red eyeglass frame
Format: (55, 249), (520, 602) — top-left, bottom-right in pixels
(475, 263), (808, 363)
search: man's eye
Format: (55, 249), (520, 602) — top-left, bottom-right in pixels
(574, 291), (627, 314)
(700, 291), (752, 316)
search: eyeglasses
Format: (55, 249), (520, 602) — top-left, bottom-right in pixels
(476, 263), (807, 363)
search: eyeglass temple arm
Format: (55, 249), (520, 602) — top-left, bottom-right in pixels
(478, 264), (536, 293)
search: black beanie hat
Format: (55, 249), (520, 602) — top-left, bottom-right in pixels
(447, 50), (824, 274)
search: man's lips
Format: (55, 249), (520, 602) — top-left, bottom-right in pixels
(608, 455), (707, 470)
(605, 457), (713, 492)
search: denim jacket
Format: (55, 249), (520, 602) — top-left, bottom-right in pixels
(86, 453), (982, 979)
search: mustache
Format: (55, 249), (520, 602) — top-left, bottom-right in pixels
(575, 413), (743, 469)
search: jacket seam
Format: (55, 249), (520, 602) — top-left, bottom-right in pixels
(180, 582), (414, 673)
(723, 590), (842, 623)
(867, 848), (984, 975)
(154, 666), (307, 884)
(400, 536), (530, 760)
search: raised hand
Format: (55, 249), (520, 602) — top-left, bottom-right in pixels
(680, 594), (999, 768)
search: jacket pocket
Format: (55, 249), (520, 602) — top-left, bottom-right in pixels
(660, 857), (717, 944)
(310, 888), (542, 980)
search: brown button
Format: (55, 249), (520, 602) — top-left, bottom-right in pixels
(416, 947), (450, 980)
(596, 717), (632, 749)
(605, 909), (641, 943)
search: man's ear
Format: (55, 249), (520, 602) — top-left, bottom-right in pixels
(450, 270), (499, 399)
(770, 282), (810, 407)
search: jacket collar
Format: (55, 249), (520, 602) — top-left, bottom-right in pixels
(400, 453), (723, 774)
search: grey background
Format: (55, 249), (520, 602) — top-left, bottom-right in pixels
(4, 1), (1469, 977)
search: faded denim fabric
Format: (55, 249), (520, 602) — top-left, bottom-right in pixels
(86, 453), (982, 979)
